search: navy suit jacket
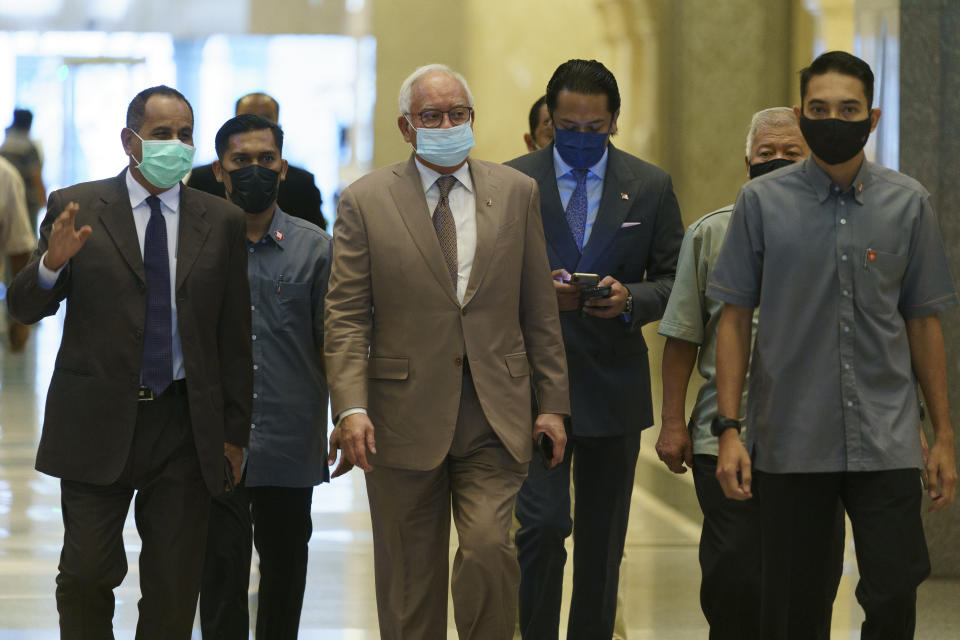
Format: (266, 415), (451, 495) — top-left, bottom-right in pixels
(506, 144), (683, 436)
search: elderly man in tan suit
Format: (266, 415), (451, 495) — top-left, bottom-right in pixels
(325, 64), (570, 639)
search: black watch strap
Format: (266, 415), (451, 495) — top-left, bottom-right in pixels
(710, 414), (742, 437)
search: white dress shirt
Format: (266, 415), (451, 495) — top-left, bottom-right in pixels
(38, 170), (185, 381)
(414, 157), (477, 303)
(336, 158), (478, 427)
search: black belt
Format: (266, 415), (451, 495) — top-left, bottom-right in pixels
(138, 379), (187, 402)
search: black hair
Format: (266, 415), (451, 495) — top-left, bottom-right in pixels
(800, 51), (874, 108)
(10, 109), (32, 130)
(545, 59), (620, 116)
(126, 85), (194, 132)
(215, 113), (284, 159)
(235, 92), (280, 117)
(528, 95), (548, 136)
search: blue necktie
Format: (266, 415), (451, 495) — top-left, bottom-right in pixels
(565, 169), (589, 250)
(142, 196), (173, 395)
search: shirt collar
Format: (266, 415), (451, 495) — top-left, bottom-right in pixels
(125, 168), (180, 213)
(553, 143), (609, 181)
(414, 156), (474, 195)
(804, 156), (871, 204)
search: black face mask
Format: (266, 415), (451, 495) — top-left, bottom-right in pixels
(748, 157), (796, 179)
(799, 114), (872, 165)
(227, 164), (280, 213)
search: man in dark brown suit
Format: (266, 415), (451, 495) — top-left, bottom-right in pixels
(6, 86), (252, 639)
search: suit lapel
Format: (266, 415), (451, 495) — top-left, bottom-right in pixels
(97, 171), (145, 283)
(534, 145), (581, 269)
(175, 186), (212, 292)
(578, 146), (638, 271)
(461, 159), (499, 307)
(389, 156), (458, 304)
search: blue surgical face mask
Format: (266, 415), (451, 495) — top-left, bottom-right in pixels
(129, 130), (195, 189)
(407, 118), (475, 168)
(554, 128), (609, 169)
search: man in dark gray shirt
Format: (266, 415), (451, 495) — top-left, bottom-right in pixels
(199, 114), (331, 639)
(709, 51), (957, 639)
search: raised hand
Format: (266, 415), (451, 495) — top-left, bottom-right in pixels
(44, 202), (92, 271)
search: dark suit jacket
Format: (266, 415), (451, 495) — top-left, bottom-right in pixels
(506, 143), (683, 437)
(7, 170), (253, 494)
(187, 162), (327, 230)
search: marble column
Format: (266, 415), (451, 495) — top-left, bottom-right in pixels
(900, 0), (960, 577)
(653, 0), (794, 225)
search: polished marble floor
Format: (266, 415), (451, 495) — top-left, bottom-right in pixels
(1, 312), (959, 638)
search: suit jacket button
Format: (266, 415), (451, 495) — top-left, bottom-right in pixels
(135, 329), (143, 339)
(454, 356), (463, 367)
(461, 308), (467, 316)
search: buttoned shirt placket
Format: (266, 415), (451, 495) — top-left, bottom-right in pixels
(833, 183), (862, 467)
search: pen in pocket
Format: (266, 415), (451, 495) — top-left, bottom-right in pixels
(276, 275), (284, 293)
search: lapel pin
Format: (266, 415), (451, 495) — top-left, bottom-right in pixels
(486, 199), (493, 207)
(620, 193), (629, 200)
(856, 183), (864, 194)
(274, 230), (284, 242)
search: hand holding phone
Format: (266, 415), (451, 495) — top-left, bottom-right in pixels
(537, 433), (553, 468)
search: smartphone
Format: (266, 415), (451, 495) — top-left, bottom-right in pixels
(570, 272), (599, 287)
(537, 433), (553, 467)
(580, 285), (612, 300)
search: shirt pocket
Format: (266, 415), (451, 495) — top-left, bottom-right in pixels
(854, 248), (907, 316)
(276, 281), (312, 333)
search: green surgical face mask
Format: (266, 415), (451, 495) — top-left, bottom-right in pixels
(129, 130), (195, 189)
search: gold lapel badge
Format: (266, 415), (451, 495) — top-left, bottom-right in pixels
(620, 193), (629, 200)
(486, 199), (493, 206)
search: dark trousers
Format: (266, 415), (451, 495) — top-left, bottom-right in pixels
(515, 429), (642, 640)
(199, 481), (314, 640)
(755, 469), (930, 640)
(693, 455), (845, 639)
(56, 393), (210, 640)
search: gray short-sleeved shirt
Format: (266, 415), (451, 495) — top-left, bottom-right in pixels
(659, 205), (756, 456)
(707, 158), (958, 473)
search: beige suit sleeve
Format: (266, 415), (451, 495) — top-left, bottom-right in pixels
(518, 178), (570, 416)
(324, 186), (374, 418)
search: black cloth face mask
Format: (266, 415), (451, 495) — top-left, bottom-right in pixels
(799, 114), (872, 165)
(227, 164), (280, 213)
(748, 157), (795, 179)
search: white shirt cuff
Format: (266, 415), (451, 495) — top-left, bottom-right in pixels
(37, 251), (67, 290)
(335, 407), (367, 427)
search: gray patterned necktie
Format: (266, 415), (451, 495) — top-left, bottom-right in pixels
(565, 168), (589, 250)
(433, 175), (458, 286)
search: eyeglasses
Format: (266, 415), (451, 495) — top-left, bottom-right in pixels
(412, 106), (473, 128)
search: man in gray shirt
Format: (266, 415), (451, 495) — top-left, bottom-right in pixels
(657, 107), (842, 638)
(709, 51), (957, 638)
(199, 114), (331, 639)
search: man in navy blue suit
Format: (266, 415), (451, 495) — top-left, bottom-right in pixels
(506, 59), (683, 639)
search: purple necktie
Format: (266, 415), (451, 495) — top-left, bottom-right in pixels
(565, 169), (589, 250)
(141, 196), (173, 395)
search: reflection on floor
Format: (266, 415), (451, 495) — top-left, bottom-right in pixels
(1, 314), (959, 638)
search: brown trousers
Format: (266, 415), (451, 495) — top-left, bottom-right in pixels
(365, 368), (528, 639)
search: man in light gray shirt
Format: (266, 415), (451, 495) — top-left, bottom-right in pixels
(709, 52), (957, 639)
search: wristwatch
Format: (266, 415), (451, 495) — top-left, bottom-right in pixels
(710, 414), (742, 437)
(623, 290), (634, 315)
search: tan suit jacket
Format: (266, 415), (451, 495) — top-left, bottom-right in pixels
(325, 155), (569, 470)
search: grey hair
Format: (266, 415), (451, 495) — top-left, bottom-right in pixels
(398, 63), (475, 115)
(745, 107), (800, 156)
